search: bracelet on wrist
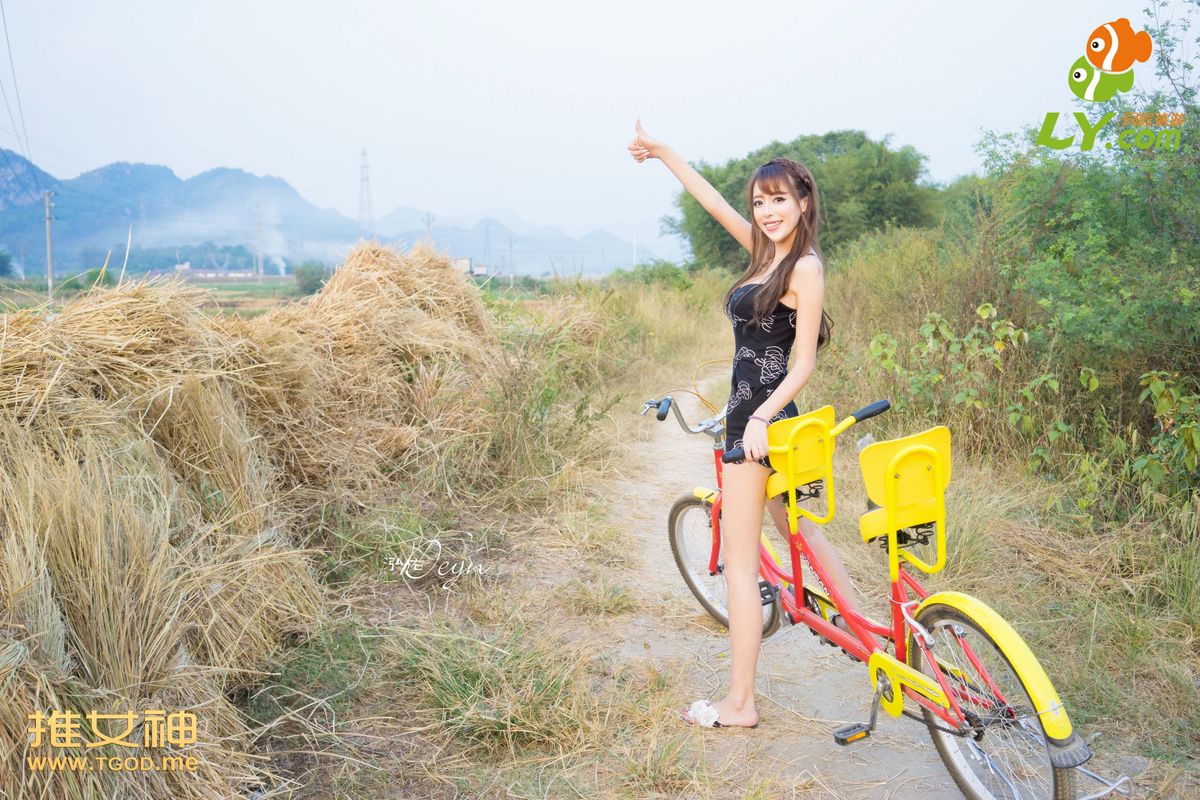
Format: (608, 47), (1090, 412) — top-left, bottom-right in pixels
(749, 414), (769, 424)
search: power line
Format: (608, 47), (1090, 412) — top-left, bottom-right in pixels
(0, 145), (34, 199)
(0, 0), (35, 191)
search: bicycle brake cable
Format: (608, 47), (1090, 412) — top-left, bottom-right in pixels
(691, 358), (732, 413)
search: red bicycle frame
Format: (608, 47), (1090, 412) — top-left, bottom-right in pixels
(706, 442), (989, 731)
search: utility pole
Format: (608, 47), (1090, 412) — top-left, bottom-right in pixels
(43, 191), (53, 298)
(507, 234), (513, 277)
(254, 193), (264, 284)
(357, 147), (374, 237)
(423, 211), (434, 239)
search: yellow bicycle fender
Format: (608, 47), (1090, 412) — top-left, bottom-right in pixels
(693, 487), (718, 503)
(916, 591), (1074, 741)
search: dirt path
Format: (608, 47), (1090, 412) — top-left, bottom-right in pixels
(601, 368), (968, 799)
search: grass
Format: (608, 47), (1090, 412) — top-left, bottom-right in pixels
(383, 618), (602, 758)
(247, 618), (378, 725)
(802, 224), (1200, 773)
(232, 265), (733, 797)
(561, 574), (640, 616)
(270, 246), (1195, 794)
(26, 237), (1187, 795)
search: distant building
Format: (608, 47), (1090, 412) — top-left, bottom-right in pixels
(173, 261), (192, 273)
(451, 257), (489, 277)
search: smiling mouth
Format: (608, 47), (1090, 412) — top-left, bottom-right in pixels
(763, 221), (781, 231)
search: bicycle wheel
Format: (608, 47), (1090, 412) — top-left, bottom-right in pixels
(668, 494), (779, 637)
(909, 604), (1077, 800)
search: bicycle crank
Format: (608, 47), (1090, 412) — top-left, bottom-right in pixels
(833, 679), (885, 746)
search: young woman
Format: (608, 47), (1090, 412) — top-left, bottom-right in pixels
(628, 119), (863, 729)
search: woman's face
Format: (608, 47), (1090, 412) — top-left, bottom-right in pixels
(752, 182), (807, 246)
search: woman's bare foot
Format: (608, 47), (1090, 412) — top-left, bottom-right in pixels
(681, 695), (759, 728)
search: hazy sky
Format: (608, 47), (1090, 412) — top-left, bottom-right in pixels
(5, 1), (1179, 260)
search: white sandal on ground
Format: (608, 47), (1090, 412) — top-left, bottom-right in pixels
(680, 699), (759, 729)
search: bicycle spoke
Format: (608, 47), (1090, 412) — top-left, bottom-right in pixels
(670, 497), (777, 634)
(968, 740), (1027, 800)
(920, 614), (1058, 799)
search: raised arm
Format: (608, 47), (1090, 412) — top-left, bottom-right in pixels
(629, 119), (754, 253)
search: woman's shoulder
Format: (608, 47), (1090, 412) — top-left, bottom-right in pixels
(791, 251), (823, 283)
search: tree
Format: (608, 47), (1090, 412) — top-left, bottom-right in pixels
(294, 261), (326, 295)
(662, 130), (939, 270)
(0, 251), (12, 278)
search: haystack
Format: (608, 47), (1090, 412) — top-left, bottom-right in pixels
(226, 241), (502, 520)
(0, 241), (493, 797)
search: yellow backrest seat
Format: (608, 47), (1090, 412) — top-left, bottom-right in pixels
(859, 496), (942, 543)
(857, 426), (952, 579)
(764, 405), (836, 526)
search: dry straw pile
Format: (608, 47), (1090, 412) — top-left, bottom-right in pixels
(0, 242), (500, 798)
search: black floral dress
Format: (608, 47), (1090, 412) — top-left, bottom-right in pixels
(724, 282), (799, 468)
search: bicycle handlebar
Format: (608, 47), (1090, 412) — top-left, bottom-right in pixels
(721, 399), (891, 464)
(640, 395), (726, 438)
(848, 399), (890, 425)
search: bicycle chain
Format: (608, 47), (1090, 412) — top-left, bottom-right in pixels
(901, 708), (970, 738)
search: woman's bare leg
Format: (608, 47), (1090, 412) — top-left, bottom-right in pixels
(764, 495), (864, 621)
(685, 460), (770, 727)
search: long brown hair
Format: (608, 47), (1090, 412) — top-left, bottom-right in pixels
(721, 158), (833, 351)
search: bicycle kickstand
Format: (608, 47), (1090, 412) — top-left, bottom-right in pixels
(1075, 765), (1133, 800)
(833, 680), (884, 746)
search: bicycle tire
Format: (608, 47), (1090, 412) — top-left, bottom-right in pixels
(909, 604), (1077, 800)
(667, 494), (779, 638)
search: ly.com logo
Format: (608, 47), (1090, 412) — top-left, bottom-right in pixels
(1037, 16), (1184, 153)
(1068, 18), (1152, 102)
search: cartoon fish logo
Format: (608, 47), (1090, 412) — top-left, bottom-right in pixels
(1085, 18), (1153, 73)
(1068, 56), (1134, 102)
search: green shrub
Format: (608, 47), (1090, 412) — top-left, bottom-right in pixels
(294, 261), (326, 294)
(58, 267), (116, 291)
(608, 258), (692, 290)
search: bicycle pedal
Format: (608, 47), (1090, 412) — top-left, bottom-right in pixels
(758, 580), (778, 607)
(833, 722), (871, 746)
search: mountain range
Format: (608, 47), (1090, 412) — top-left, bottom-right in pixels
(0, 150), (657, 277)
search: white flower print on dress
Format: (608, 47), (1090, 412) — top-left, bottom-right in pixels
(727, 285), (754, 326)
(788, 311), (796, 329)
(733, 346), (755, 365)
(754, 345), (787, 384)
(726, 380), (752, 413)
